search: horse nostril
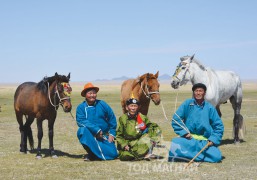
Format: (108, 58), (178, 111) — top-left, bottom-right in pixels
(156, 100), (161, 105)
(63, 105), (71, 112)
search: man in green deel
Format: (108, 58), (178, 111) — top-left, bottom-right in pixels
(116, 96), (162, 161)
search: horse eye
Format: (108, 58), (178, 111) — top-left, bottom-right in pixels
(181, 67), (186, 70)
(58, 85), (64, 91)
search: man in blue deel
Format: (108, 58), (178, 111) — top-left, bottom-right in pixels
(169, 83), (224, 163)
(76, 83), (118, 161)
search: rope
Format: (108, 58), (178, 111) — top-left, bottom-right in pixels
(47, 82), (70, 111)
(160, 101), (169, 121)
(160, 94), (190, 134)
(48, 82), (59, 108)
(140, 81), (160, 99)
(174, 90), (179, 113)
(173, 113), (190, 134)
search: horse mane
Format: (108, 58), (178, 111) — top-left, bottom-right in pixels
(132, 73), (157, 90)
(180, 55), (206, 71)
(140, 73), (157, 80)
(36, 74), (70, 94)
(192, 59), (206, 71)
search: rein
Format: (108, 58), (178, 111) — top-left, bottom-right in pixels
(172, 62), (190, 83)
(140, 79), (159, 99)
(160, 89), (190, 134)
(47, 82), (70, 110)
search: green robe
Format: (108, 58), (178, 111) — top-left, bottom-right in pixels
(116, 113), (161, 161)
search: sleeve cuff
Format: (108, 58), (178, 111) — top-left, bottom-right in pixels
(208, 136), (220, 145)
(95, 129), (102, 136)
(178, 130), (189, 137)
(109, 133), (116, 139)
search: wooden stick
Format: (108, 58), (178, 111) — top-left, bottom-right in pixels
(185, 142), (210, 169)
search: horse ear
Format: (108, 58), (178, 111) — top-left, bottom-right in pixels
(55, 72), (58, 77)
(147, 73), (150, 80)
(67, 73), (70, 80)
(190, 54), (195, 62)
(155, 71), (159, 78)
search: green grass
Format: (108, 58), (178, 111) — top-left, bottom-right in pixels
(0, 82), (257, 179)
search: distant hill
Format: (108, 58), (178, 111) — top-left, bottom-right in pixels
(95, 74), (170, 82)
(95, 76), (131, 82)
(158, 74), (171, 80)
(112, 76), (132, 81)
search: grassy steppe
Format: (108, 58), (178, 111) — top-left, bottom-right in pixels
(0, 81), (257, 179)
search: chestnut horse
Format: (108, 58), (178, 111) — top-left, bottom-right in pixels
(14, 73), (72, 158)
(121, 71), (161, 115)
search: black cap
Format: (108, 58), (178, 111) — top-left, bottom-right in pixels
(192, 83), (207, 92)
(126, 98), (140, 105)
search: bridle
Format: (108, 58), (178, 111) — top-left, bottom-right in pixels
(140, 78), (160, 99)
(172, 61), (191, 83)
(47, 82), (71, 110)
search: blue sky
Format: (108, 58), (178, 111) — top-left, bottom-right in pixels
(1, 1), (257, 83)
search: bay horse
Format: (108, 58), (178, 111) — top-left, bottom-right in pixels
(14, 72), (72, 158)
(170, 55), (244, 143)
(121, 71), (161, 115)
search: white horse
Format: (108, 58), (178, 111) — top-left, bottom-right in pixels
(171, 54), (244, 143)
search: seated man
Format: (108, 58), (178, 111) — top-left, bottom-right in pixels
(76, 83), (118, 161)
(116, 96), (162, 161)
(169, 83), (224, 163)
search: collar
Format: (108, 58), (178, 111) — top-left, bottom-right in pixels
(193, 98), (205, 107)
(127, 112), (138, 119)
(84, 100), (97, 107)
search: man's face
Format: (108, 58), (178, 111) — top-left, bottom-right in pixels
(126, 104), (139, 115)
(193, 87), (206, 100)
(85, 89), (97, 104)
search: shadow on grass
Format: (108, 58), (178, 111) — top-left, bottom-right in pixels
(29, 148), (83, 159)
(220, 139), (246, 146)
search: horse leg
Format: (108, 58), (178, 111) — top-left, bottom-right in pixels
(215, 105), (222, 117)
(230, 96), (243, 143)
(16, 112), (27, 153)
(24, 116), (35, 151)
(48, 120), (57, 158)
(121, 101), (127, 114)
(36, 119), (43, 158)
(140, 101), (150, 115)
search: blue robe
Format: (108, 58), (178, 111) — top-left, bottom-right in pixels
(76, 100), (118, 160)
(169, 98), (224, 163)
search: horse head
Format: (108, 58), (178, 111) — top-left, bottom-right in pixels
(171, 55), (194, 89)
(54, 72), (72, 112)
(137, 71), (161, 105)
(44, 73), (72, 112)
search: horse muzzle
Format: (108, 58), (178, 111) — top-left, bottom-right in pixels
(171, 80), (180, 89)
(61, 99), (72, 112)
(151, 94), (161, 105)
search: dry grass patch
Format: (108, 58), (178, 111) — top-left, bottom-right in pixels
(0, 81), (257, 179)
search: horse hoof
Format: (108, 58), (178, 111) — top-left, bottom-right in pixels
(50, 150), (58, 158)
(234, 140), (240, 145)
(52, 154), (58, 159)
(20, 149), (27, 154)
(36, 155), (42, 159)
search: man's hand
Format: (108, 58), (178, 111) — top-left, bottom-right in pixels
(108, 135), (115, 143)
(124, 145), (130, 151)
(184, 133), (192, 139)
(208, 140), (213, 146)
(96, 130), (103, 141)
